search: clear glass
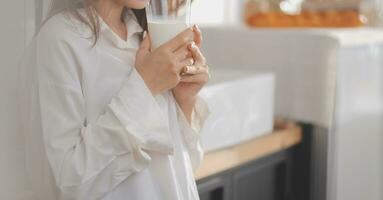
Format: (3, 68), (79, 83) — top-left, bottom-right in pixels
(360, 0), (383, 27)
(146, 0), (192, 49)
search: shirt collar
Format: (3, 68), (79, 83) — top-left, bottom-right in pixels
(98, 9), (144, 49)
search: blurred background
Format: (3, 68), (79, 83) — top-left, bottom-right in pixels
(191, 0), (383, 27)
(1, 0), (382, 200)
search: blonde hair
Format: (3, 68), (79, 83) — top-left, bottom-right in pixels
(46, 0), (147, 45)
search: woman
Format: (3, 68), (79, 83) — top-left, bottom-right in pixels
(18, 0), (210, 199)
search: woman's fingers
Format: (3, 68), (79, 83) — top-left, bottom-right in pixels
(192, 25), (202, 47)
(182, 64), (209, 76)
(181, 65), (209, 75)
(180, 72), (210, 83)
(179, 58), (195, 71)
(136, 31), (151, 64)
(138, 31), (151, 54)
(188, 42), (206, 66)
(174, 41), (193, 62)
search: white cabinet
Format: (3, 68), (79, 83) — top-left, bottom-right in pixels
(329, 44), (383, 200)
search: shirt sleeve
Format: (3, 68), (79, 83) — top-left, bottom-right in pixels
(35, 34), (173, 199)
(175, 95), (211, 171)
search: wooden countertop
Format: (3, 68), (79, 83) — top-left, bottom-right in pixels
(194, 120), (302, 180)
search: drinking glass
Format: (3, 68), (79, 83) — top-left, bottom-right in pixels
(146, 0), (192, 49)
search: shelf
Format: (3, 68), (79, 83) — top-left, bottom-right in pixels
(195, 120), (302, 180)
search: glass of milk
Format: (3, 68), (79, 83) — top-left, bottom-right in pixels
(146, 0), (192, 49)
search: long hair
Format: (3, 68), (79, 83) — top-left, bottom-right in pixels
(46, 0), (148, 45)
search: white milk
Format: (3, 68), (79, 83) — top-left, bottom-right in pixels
(148, 20), (189, 49)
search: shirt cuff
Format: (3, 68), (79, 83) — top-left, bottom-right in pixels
(176, 95), (211, 149)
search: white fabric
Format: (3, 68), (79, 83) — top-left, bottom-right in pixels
(18, 9), (210, 200)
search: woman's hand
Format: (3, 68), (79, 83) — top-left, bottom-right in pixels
(172, 25), (210, 122)
(135, 28), (196, 95)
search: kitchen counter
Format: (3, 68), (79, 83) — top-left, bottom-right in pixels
(195, 120), (302, 180)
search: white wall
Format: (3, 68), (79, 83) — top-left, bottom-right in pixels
(191, 0), (246, 25)
(0, 0), (37, 199)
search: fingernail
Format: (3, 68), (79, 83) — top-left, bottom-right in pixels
(143, 31), (147, 38)
(193, 24), (200, 31)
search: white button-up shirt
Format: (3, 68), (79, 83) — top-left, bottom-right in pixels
(18, 9), (210, 200)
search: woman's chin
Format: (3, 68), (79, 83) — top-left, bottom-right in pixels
(126, 0), (149, 9)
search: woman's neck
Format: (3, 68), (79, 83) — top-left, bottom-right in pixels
(96, 0), (127, 40)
